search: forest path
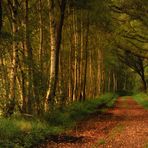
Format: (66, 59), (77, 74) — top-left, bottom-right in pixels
(39, 97), (148, 148)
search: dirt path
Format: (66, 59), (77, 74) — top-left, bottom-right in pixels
(39, 97), (148, 148)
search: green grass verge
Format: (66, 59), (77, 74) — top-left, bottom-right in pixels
(0, 93), (118, 147)
(132, 93), (148, 109)
(45, 93), (118, 125)
(0, 118), (64, 148)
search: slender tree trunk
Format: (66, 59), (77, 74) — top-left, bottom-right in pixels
(39, 0), (43, 73)
(79, 10), (84, 100)
(67, 9), (74, 102)
(19, 37), (27, 113)
(0, 0), (2, 33)
(72, 8), (78, 101)
(113, 72), (116, 92)
(108, 70), (111, 92)
(45, 0), (67, 111)
(17, 53), (27, 113)
(140, 73), (147, 92)
(6, 0), (18, 116)
(25, 0), (34, 113)
(1, 58), (9, 102)
(97, 49), (102, 96)
(82, 12), (89, 101)
(69, 41), (74, 101)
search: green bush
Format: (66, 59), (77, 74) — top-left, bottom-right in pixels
(116, 90), (133, 96)
(0, 93), (118, 147)
(0, 118), (20, 140)
(0, 118), (53, 147)
(132, 93), (148, 109)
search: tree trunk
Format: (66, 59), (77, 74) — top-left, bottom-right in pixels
(108, 70), (111, 92)
(97, 49), (102, 96)
(25, 0), (34, 113)
(39, 0), (43, 74)
(72, 8), (79, 101)
(79, 10), (84, 101)
(82, 12), (89, 101)
(140, 73), (147, 92)
(45, 0), (67, 111)
(6, 0), (18, 117)
(113, 72), (117, 92)
(0, 0), (2, 32)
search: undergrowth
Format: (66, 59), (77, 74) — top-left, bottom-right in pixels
(132, 93), (148, 109)
(0, 93), (118, 147)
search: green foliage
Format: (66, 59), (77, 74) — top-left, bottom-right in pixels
(92, 139), (106, 148)
(132, 93), (148, 109)
(0, 118), (61, 148)
(0, 93), (118, 147)
(45, 93), (118, 126)
(70, 0), (91, 9)
(89, 0), (112, 31)
(116, 90), (133, 96)
(45, 110), (74, 128)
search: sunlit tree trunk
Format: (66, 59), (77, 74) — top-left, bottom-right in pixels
(79, 10), (84, 100)
(113, 72), (117, 92)
(45, 0), (56, 111)
(67, 9), (74, 102)
(101, 58), (105, 93)
(68, 40), (74, 101)
(39, 0), (43, 74)
(97, 49), (102, 96)
(18, 59), (27, 113)
(82, 12), (89, 101)
(6, 0), (18, 116)
(45, 0), (67, 111)
(1, 58), (9, 103)
(72, 8), (78, 101)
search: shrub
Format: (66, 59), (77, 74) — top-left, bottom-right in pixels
(132, 93), (148, 109)
(0, 93), (118, 147)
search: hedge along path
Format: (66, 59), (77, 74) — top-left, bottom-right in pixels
(38, 97), (148, 148)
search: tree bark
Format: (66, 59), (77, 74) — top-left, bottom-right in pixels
(0, 0), (2, 32)
(140, 69), (147, 92)
(82, 12), (89, 101)
(39, 0), (43, 73)
(45, 0), (67, 111)
(108, 70), (111, 92)
(6, 0), (18, 117)
(25, 0), (34, 113)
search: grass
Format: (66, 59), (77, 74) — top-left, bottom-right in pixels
(45, 93), (118, 127)
(92, 139), (106, 148)
(104, 124), (125, 142)
(145, 143), (148, 148)
(110, 124), (125, 136)
(0, 93), (118, 147)
(132, 93), (148, 109)
(0, 118), (64, 147)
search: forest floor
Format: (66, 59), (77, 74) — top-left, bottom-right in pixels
(38, 96), (148, 148)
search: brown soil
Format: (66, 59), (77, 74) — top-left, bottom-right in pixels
(38, 97), (148, 148)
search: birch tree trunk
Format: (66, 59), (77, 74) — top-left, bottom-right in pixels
(82, 12), (89, 101)
(79, 10), (84, 101)
(45, 0), (67, 111)
(0, 0), (2, 32)
(39, 0), (43, 73)
(97, 49), (102, 96)
(6, 0), (18, 116)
